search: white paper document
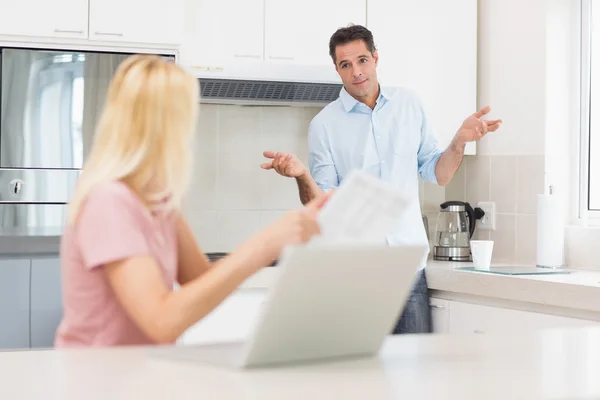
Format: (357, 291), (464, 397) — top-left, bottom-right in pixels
(311, 170), (411, 245)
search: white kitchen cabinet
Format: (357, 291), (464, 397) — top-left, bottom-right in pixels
(181, 0), (364, 82)
(30, 257), (63, 348)
(367, 0), (477, 155)
(89, 0), (184, 45)
(264, 0), (366, 66)
(0, 259), (30, 350)
(179, 289), (267, 345)
(429, 297), (449, 333)
(0, 0), (88, 40)
(447, 300), (598, 335)
(181, 0), (264, 68)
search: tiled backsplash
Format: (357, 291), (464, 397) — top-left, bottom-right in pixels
(183, 104), (443, 253)
(182, 104), (321, 252)
(182, 104), (544, 263)
(445, 155), (545, 265)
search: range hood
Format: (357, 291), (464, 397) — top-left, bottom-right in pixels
(191, 62), (343, 107)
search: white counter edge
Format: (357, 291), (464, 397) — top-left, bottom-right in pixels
(238, 261), (600, 320)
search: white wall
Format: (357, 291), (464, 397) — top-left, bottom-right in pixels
(446, 0), (578, 265)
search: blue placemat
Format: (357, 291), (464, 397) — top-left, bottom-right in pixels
(455, 266), (573, 275)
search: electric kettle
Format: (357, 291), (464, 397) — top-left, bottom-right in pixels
(433, 201), (485, 262)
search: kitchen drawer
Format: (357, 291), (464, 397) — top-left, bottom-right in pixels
(448, 301), (598, 335)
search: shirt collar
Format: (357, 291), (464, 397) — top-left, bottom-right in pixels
(339, 84), (391, 113)
(379, 85), (393, 101)
(339, 86), (359, 112)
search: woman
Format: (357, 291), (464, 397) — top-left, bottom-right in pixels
(54, 54), (330, 347)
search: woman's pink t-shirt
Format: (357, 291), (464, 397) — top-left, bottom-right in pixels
(54, 181), (179, 348)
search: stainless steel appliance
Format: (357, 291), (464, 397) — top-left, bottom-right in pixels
(433, 201), (484, 262)
(0, 47), (176, 351)
(0, 47), (175, 239)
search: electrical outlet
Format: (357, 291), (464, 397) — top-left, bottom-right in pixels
(477, 201), (496, 231)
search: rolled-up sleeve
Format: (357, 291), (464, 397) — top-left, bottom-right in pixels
(307, 119), (339, 191)
(416, 102), (443, 184)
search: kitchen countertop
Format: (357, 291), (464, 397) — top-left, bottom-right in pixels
(240, 260), (600, 319)
(426, 261), (600, 318)
(0, 235), (61, 255)
(3, 327), (600, 399)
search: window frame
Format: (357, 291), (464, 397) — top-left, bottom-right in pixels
(580, 0), (597, 221)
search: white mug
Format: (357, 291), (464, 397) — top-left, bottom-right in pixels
(470, 240), (494, 270)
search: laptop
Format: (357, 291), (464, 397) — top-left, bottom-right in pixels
(151, 243), (428, 369)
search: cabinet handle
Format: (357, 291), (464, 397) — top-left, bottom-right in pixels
(94, 32), (124, 37)
(269, 56), (294, 60)
(54, 29), (84, 34)
(429, 304), (446, 309)
(190, 65), (224, 72)
(235, 54), (261, 59)
(474, 329), (485, 334)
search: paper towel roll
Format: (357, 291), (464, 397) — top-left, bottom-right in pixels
(536, 190), (564, 268)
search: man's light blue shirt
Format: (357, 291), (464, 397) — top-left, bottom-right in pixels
(308, 86), (443, 262)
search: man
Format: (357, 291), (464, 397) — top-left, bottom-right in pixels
(260, 25), (502, 334)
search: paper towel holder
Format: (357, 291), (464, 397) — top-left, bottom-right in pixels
(536, 185), (565, 269)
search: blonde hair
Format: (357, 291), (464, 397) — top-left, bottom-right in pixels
(68, 54), (199, 223)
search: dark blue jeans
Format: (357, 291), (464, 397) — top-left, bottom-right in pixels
(392, 269), (432, 334)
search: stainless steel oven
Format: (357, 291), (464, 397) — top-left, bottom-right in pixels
(0, 47), (175, 237)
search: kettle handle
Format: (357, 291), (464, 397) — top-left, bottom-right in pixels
(464, 202), (476, 238)
(440, 200), (467, 209)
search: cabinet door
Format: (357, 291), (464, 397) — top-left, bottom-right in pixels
(265, 0), (366, 66)
(448, 301), (494, 335)
(367, 0), (477, 154)
(182, 0), (264, 67)
(30, 257), (62, 348)
(0, 0), (88, 39)
(429, 297), (449, 333)
(448, 301), (599, 335)
(89, 0), (184, 45)
(0, 259), (30, 350)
